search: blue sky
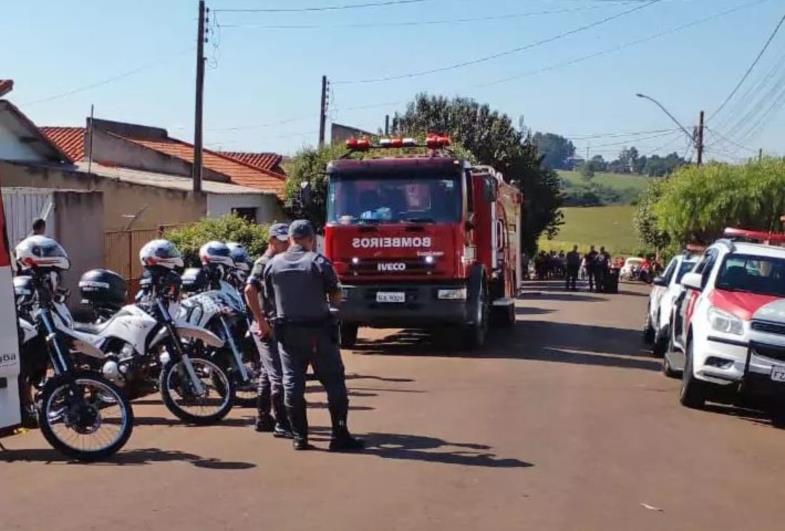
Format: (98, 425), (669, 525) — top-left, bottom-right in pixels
(1, 0), (783, 162)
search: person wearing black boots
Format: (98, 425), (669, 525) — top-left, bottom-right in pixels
(260, 220), (364, 452)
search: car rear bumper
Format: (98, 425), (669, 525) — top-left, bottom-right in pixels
(339, 282), (470, 327)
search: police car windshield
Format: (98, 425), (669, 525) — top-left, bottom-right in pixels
(715, 254), (785, 297)
(676, 260), (697, 283)
(327, 174), (461, 225)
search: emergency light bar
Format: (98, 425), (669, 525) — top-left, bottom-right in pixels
(345, 134), (451, 152)
(723, 227), (785, 244)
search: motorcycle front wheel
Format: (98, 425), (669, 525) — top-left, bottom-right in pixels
(159, 356), (236, 425)
(38, 370), (134, 461)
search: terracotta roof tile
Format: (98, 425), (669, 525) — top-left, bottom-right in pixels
(120, 136), (286, 197)
(219, 151), (285, 176)
(40, 126), (85, 162)
(0, 80), (13, 98)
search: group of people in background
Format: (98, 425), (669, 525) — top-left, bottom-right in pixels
(531, 245), (613, 292)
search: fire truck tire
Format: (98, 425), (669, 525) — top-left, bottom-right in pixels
(340, 323), (359, 349)
(463, 278), (489, 349)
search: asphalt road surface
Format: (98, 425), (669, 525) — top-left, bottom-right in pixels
(4, 282), (785, 531)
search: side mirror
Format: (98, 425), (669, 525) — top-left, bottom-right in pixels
(299, 181), (313, 206)
(652, 276), (668, 287)
(681, 272), (703, 291)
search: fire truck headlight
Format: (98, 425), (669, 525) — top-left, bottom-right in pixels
(424, 255), (435, 266)
(351, 257), (360, 266)
(438, 288), (467, 300)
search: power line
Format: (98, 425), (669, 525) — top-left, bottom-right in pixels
(217, 5), (608, 29)
(709, 9), (785, 121)
(22, 47), (193, 106)
(704, 126), (758, 154)
(565, 128), (679, 140)
(214, 0), (430, 14)
(333, 0), (663, 84)
(479, 0), (770, 87)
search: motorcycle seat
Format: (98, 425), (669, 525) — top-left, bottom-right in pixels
(73, 321), (109, 334)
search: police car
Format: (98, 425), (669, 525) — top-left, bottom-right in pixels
(644, 251), (700, 356)
(666, 229), (785, 412)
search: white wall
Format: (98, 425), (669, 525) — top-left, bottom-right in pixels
(2, 188), (54, 244)
(0, 118), (41, 161)
(206, 193), (285, 224)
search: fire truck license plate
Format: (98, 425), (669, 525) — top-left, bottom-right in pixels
(376, 292), (405, 303)
(770, 366), (785, 382)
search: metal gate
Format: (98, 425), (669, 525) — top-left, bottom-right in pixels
(104, 225), (179, 297)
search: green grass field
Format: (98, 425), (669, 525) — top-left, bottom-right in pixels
(539, 205), (640, 255)
(557, 169), (651, 193)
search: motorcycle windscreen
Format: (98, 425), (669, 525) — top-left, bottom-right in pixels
(0, 189), (21, 430)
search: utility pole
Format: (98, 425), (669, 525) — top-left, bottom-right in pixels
(384, 114), (390, 136)
(696, 110), (704, 166)
(318, 75), (328, 148)
(193, 0), (206, 193)
(759, 148), (763, 162)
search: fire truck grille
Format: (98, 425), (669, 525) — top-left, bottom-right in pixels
(752, 321), (785, 336)
(351, 258), (434, 276)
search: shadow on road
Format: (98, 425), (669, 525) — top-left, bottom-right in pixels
(520, 291), (608, 303)
(353, 320), (655, 371)
(515, 306), (556, 316)
(309, 428), (532, 468)
(0, 447), (257, 469)
(132, 416), (252, 428)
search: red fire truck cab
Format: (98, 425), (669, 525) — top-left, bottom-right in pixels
(324, 136), (522, 349)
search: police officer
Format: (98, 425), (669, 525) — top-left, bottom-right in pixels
(260, 220), (363, 452)
(245, 223), (292, 437)
(565, 245), (581, 291)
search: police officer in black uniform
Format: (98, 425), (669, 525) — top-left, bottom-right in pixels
(245, 223), (291, 436)
(260, 220), (364, 452)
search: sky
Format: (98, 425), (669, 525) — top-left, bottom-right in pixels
(1, 0), (783, 163)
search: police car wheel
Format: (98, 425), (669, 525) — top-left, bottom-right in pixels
(680, 340), (706, 409)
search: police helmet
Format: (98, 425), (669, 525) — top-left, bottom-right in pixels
(15, 236), (70, 271)
(199, 240), (235, 268)
(226, 242), (251, 273)
(139, 239), (184, 270)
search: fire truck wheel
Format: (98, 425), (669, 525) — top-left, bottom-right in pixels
(340, 323), (359, 349)
(463, 281), (489, 349)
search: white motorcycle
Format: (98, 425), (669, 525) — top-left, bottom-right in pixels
(179, 263), (260, 408)
(68, 265), (237, 425)
(14, 237), (134, 461)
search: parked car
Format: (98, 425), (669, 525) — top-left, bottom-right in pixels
(665, 229), (785, 416)
(620, 257), (644, 281)
(644, 252), (699, 356)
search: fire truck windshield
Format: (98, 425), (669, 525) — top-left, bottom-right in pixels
(327, 173), (461, 225)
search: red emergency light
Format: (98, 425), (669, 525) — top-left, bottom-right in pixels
(379, 137), (417, 148)
(426, 134), (451, 149)
(345, 137), (371, 151)
(723, 227), (785, 244)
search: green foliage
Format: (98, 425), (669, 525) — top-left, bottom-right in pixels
(531, 132), (576, 170)
(284, 144), (345, 231)
(578, 162), (595, 181)
(559, 170), (644, 206)
(392, 93), (563, 254)
(539, 205), (639, 255)
(653, 159), (785, 246)
(165, 215), (269, 267)
(634, 178), (671, 252)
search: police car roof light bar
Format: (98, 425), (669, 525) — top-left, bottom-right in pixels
(723, 227), (785, 245)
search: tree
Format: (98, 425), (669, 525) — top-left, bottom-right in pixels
(393, 94), (563, 253)
(634, 179), (670, 252)
(531, 132), (576, 170)
(283, 144), (346, 231)
(652, 158), (785, 246)
(579, 162), (595, 181)
(165, 214), (269, 266)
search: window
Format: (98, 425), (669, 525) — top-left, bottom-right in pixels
(661, 258), (677, 283)
(716, 254), (785, 297)
(231, 207), (257, 223)
(327, 173), (461, 225)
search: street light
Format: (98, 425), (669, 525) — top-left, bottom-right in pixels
(635, 93), (704, 165)
(635, 93), (694, 140)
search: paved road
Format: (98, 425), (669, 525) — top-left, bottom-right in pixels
(3, 282), (785, 530)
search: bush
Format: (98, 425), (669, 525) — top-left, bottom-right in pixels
(164, 215), (269, 267)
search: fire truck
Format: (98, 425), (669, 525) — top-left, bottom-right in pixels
(323, 135), (522, 349)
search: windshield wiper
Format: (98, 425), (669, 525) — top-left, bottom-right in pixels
(402, 217), (435, 223)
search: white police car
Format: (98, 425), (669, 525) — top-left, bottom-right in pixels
(667, 229), (785, 413)
(643, 252), (699, 356)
